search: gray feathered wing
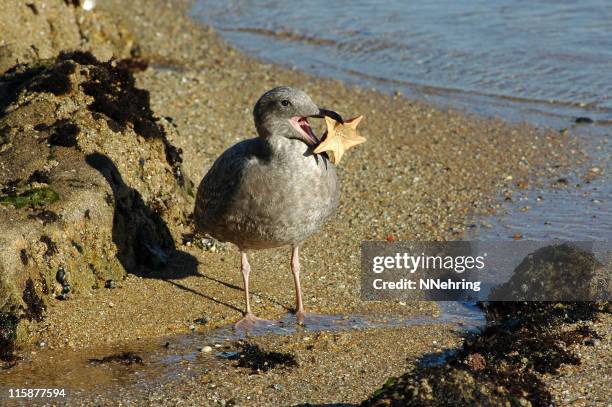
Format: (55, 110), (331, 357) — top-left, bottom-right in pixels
(194, 139), (256, 237)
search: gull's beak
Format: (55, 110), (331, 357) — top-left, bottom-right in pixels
(310, 108), (343, 124)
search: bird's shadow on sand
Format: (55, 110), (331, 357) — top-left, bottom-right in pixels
(85, 153), (277, 314)
(86, 153), (198, 279)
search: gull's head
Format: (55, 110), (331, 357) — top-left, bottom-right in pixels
(253, 86), (342, 146)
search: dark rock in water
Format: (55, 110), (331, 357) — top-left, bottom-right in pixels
(489, 243), (609, 301)
(575, 117), (593, 124)
(89, 351), (144, 366)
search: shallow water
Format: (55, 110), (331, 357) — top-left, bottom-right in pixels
(191, 0), (611, 242)
(0, 304), (483, 402)
(191, 0), (612, 119)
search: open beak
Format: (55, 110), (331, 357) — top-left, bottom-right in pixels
(289, 116), (319, 145)
(289, 108), (343, 146)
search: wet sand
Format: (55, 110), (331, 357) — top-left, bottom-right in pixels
(1, 0), (608, 406)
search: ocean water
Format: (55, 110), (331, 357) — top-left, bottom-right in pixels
(190, 0), (610, 241)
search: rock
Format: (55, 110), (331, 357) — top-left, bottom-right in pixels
(489, 243), (610, 301)
(0, 51), (193, 356)
(574, 117), (593, 124)
(0, 0), (134, 75)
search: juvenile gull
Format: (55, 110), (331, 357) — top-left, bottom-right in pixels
(194, 86), (343, 329)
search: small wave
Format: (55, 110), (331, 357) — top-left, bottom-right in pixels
(223, 26), (337, 46)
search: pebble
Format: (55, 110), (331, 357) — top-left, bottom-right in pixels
(199, 345), (213, 353)
(574, 117), (593, 124)
(56, 268), (67, 284)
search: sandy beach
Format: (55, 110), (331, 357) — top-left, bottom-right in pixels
(0, 0), (609, 405)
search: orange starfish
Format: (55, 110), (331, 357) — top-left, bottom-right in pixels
(313, 115), (365, 164)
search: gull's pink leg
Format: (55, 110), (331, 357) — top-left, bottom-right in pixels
(242, 251), (253, 315)
(291, 246), (306, 324)
(235, 251), (275, 330)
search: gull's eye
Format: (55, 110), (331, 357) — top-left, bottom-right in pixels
(281, 99), (291, 107)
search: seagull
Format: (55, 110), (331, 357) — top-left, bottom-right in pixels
(194, 86), (343, 329)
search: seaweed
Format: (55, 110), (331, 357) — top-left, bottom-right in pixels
(72, 52), (187, 186)
(48, 119), (79, 147)
(0, 187), (59, 208)
(116, 57), (149, 73)
(89, 352), (143, 366)
(2, 52), (189, 186)
(222, 343), (297, 374)
(40, 235), (58, 259)
(1, 179), (20, 196)
(27, 170), (51, 184)
(28, 209), (59, 225)
(362, 302), (605, 407)
(22, 279), (45, 322)
(27, 61), (75, 96)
